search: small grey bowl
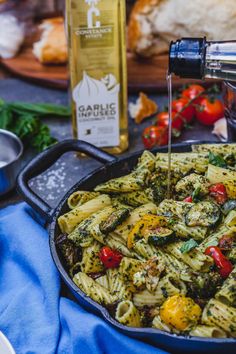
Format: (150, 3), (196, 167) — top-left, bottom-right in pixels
(0, 129), (23, 196)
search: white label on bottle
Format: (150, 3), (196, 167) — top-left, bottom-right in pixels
(73, 71), (120, 147)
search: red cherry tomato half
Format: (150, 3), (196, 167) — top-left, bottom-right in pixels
(99, 246), (123, 269)
(142, 125), (168, 149)
(205, 246), (233, 278)
(182, 84), (205, 101)
(183, 196), (193, 203)
(209, 183), (227, 205)
(171, 97), (195, 124)
(196, 97), (224, 126)
(157, 111), (184, 134)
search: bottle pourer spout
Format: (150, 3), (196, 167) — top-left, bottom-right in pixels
(169, 37), (206, 79)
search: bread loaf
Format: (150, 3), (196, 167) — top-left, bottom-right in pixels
(33, 17), (68, 64)
(128, 0), (236, 56)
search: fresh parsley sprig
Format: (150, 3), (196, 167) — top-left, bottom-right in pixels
(0, 99), (71, 151)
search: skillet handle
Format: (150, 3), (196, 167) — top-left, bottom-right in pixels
(17, 139), (117, 220)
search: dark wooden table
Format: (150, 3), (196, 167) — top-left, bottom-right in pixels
(0, 73), (218, 211)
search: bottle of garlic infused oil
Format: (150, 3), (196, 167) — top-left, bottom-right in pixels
(66, 0), (128, 154)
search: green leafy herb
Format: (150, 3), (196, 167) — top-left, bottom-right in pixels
(192, 186), (201, 203)
(0, 98), (71, 151)
(209, 152), (227, 168)
(180, 239), (198, 254)
(9, 102), (71, 117)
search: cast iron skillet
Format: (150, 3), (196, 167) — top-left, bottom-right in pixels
(17, 139), (236, 354)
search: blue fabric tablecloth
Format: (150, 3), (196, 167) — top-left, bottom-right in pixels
(0, 203), (169, 354)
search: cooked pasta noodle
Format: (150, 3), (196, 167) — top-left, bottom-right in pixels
(115, 300), (141, 327)
(58, 194), (111, 233)
(215, 267), (236, 307)
(189, 325), (227, 338)
(202, 299), (236, 336)
(73, 272), (117, 305)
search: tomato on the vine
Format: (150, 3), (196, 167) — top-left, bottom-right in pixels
(182, 84), (205, 101)
(156, 111), (183, 134)
(196, 97), (224, 125)
(142, 125), (168, 149)
(171, 97), (195, 124)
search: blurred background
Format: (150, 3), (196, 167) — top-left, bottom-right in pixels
(1, 0), (235, 206)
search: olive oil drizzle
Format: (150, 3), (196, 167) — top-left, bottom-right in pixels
(167, 73), (173, 198)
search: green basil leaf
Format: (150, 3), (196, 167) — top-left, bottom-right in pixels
(209, 152), (227, 168)
(180, 239), (198, 254)
(0, 98), (5, 108)
(192, 186), (201, 203)
(9, 102), (71, 117)
(0, 105), (13, 130)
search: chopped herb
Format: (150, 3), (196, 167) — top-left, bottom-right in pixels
(180, 239), (198, 254)
(209, 152), (227, 168)
(192, 186), (201, 203)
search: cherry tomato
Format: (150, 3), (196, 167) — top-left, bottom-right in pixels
(218, 235), (233, 251)
(209, 183), (227, 205)
(183, 196), (193, 203)
(142, 125), (168, 149)
(99, 246), (123, 269)
(205, 246), (233, 278)
(172, 97), (195, 124)
(182, 84), (205, 101)
(196, 97), (224, 125)
(157, 111), (183, 134)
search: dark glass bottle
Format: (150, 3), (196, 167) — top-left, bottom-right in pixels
(169, 37), (236, 81)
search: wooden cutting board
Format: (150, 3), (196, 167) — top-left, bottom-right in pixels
(0, 43), (210, 93)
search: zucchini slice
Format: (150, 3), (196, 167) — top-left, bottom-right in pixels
(146, 227), (175, 246)
(222, 200), (236, 215)
(99, 208), (130, 234)
(185, 201), (221, 227)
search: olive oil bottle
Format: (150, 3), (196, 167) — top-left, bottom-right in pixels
(169, 38), (236, 82)
(66, 0), (128, 154)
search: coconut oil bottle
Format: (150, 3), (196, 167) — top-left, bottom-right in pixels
(66, 0), (128, 154)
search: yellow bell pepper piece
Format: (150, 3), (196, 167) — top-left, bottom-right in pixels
(223, 180), (236, 199)
(160, 294), (202, 331)
(127, 214), (167, 249)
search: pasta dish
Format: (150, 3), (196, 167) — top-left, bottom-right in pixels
(56, 143), (236, 338)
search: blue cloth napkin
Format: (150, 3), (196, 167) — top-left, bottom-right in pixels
(0, 203), (169, 354)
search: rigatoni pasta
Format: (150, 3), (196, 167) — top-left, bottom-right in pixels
(57, 146), (236, 337)
(58, 194), (111, 233)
